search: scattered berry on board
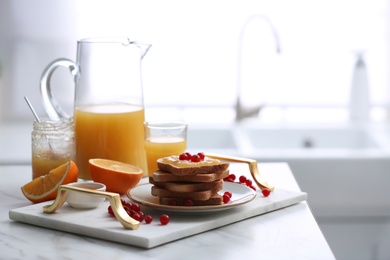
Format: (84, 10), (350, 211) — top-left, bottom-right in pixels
(107, 199), (169, 225)
(160, 214), (170, 225)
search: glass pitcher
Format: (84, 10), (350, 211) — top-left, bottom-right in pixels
(40, 37), (151, 180)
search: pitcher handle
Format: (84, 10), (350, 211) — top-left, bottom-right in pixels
(40, 59), (79, 121)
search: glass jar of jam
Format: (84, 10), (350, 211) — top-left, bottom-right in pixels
(31, 118), (75, 179)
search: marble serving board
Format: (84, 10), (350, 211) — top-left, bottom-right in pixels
(9, 189), (307, 249)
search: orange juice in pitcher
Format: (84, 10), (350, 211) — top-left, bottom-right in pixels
(74, 104), (146, 180)
(40, 38), (151, 180)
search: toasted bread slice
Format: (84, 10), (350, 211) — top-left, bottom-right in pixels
(150, 179), (223, 193)
(151, 184), (223, 200)
(150, 170), (229, 183)
(157, 156), (229, 176)
(159, 194), (223, 206)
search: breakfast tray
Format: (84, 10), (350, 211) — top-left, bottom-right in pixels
(9, 188), (306, 248)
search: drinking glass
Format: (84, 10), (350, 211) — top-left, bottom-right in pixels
(144, 121), (187, 176)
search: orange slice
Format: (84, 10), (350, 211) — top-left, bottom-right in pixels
(21, 161), (79, 204)
(89, 158), (143, 194)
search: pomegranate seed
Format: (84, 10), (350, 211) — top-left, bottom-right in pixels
(160, 214), (170, 225)
(179, 153), (188, 160)
(262, 188), (271, 197)
(197, 152), (205, 160)
(239, 175), (247, 183)
(144, 215), (153, 224)
(184, 199), (193, 206)
(191, 154), (201, 162)
(245, 179), (252, 186)
(228, 174), (236, 181)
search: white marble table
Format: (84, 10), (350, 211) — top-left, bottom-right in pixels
(1, 163), (335, 259)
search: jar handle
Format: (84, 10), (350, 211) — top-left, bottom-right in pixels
(40, 59), (79, 121)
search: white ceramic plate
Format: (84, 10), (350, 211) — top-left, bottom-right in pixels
(127, 182), (256, 213)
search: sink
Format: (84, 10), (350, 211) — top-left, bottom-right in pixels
(187, 124), (387, 155)
(187, 127), (237, 150)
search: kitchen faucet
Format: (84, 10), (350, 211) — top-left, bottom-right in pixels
(235, 14), (281, 122)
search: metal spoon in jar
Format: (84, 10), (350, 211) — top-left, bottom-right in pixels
(24, 96), (42, 123)
(24, 96), (53, 149)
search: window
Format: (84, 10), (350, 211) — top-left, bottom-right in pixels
(0, 0), (388, 124)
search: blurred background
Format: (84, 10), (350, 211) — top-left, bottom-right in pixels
(1, 0), (390, 259)
(0, 0), (389, 124)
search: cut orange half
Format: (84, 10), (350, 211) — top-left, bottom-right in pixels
(21, 161), (79, 204)
(89, 159), (143, 194)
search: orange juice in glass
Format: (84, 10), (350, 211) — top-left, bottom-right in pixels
(74, 104), (147, 180)
(144, 121), (187, 176)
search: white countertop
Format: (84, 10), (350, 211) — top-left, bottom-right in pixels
(1, 162), (335, 259)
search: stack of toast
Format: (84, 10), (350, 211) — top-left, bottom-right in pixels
(149, 155), (230, 206)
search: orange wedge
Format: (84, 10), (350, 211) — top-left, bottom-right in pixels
(89, 158), (143, 194)
(21, 161), (79, 204)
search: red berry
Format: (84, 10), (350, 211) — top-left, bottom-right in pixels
(250, 185), (257, 191)
(245, 179), (252, 187)
(185, 152), (192, 159)
(228, 174), (236, 181)
(168, 199), (177, 206)
(120, 200), (132, 210)
(197, 152), (205, 160)
(132, 213), (141, 221)
(160, 214), (170, 225)
(144, 215), (153, 224)
(179, 153), (188, 160)
(138, 211), (145, 222)
(262, 188), (271, 197)
(125, 208), (132, 216)
(131, 203), (141, 212)
(239, 175), (247, 183)
(123, 204), (131, 212)
(191, 154), (201, 162)
(224, 176), (234, 182)
(224, 191), (232, 198)
(107, 205), (114, 216)
(223, 194), (231, 203)
(184, 199), (193, 206)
